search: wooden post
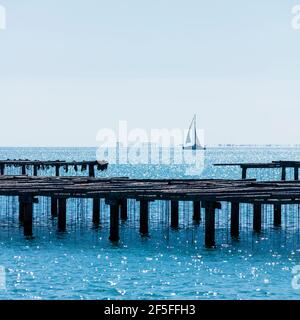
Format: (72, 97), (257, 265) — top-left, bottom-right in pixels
(58, 198), (67, 232)
(0, 164), (4, 175)
(20, 196), (35, 237)
(230, 202), (240, 238)
(295, 167), (299, 181)
(253, 203), (262, 232)
(171, 200), (179, 229)
(19, 197), (25, 223)
(55, 165), (60, 177)
(204, 201), (216, 248)
(140, 200), (149, 235)
(89, 164), (95, 178)
(120, 199), (128, 221)
(22, 165), (26, 175)
(274, 204), (282, 227)
(242, 167), (247, 179)
(109, 202), (120, 241)
(33, 165), (38, 176)
(92, 198), (100, 225)
(193, 201), (201, 223)
(281, 167), (286, 181)
(51, 197), (58, 218)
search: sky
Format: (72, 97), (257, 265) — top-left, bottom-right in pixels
(0, 0), (300, 146)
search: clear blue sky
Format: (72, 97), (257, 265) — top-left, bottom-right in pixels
(0, 0), (300, 146)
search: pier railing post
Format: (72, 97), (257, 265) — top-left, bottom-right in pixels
(242, 167), (247, 179)
(171, 200), (179, 229)
(0, 164), (4, 175)
(55, 165), (60, 177)
(58, 198), (67, 232)
(193, 201), (201, 223)
(253, 203), (262, 232)
(274, 204), (282, 227)
(295, 167), (299, 181)
(281, 167), (286, 181)
(109, 201), (120, 242)
(120, 199), (128, 221)
(230, 202), (240, 238)
(204, 201), (217, 248)
(92, 198), (100, 225)
(89, 164), (95, 178)
(140, 200), (149, 235)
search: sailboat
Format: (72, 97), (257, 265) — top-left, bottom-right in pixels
(183, 115), (206, 150)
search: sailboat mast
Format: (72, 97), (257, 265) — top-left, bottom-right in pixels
(194, 114), (197, 147)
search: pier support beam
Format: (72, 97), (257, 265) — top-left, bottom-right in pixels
(120, 199), (128, 221)
(274, 204), (282, 227)
(295, 167), (299, 181)
(242, 167), (247, 179)
(92, 198), (100, 225)
(171, 200), (179, 229)
(89, 164), (95, 178)
(253, 203), (262, 232)
(21, 165), (26, 175)
(33, 165), (38, 176)
(204, 201), (217, 248)
(140, 200), (149, 235)
(51, 197), (58, 218)
(193, 201), (201, 223)
(281, 167), (286, 181)
(109, 202), (120, 242)
(0, 164), (4, 175)
(230, 202), (240, 238)
(58, 198), (67, 232)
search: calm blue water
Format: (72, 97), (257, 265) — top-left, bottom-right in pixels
(0, 146), (300, 300)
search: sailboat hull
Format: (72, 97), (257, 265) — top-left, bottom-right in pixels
(182, 145), (206, 150)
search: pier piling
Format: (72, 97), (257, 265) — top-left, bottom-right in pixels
(140, 200), (149, 235)
(231, 202), (240, 238)
(253, 203), (262, 232)
(109, 202), (120, 242)
(51, 197), (58, 218)
(171, 200), (179, 229)
(92, 198), (100, 225)
(120, 199), (128, 221)
(193, 201), (201, 223)
(21, 196), (36, 237)
(274, 204), (282, 227)
(204, 201), (216, 248)
(58, 198), (67, 232)
(19, 197), (25, 223)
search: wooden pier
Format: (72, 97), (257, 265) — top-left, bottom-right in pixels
(1, 175), (300, 247)
(0, 160), (108, 177)
(214, 161), (300, 180)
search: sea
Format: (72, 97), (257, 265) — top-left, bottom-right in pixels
(0, 146), (300, 300)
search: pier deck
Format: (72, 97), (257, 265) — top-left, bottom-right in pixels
(214, 160), (300, 180)
(0, 159), (108, 177)
(1, 176), (300, 247)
